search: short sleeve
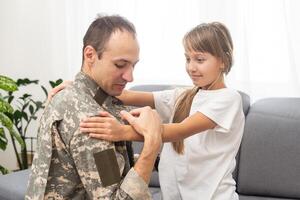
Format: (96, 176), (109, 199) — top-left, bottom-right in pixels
(153, 88), (186, 123)
(195, 91), (243, 132)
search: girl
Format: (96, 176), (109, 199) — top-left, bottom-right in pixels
(63, 22), (244, 199)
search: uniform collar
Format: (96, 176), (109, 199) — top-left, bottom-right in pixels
(74, 71), (109, 105)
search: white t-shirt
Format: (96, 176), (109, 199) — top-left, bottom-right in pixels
(154, 87), (245, 200)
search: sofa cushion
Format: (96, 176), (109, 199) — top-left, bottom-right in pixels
(233, 91), (251, 182)
(0, 169), (30, 200)
(239, 194), (298, 200)
(149, 187), (161, 200)
(237, 98), (300, 199)
(239, 91), (251, 116)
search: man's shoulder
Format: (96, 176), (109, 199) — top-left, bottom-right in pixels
(50, 86), (100, 115)
(52, 85), (92, 103)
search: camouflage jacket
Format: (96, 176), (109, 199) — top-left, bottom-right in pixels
(25, 72), (151, 200)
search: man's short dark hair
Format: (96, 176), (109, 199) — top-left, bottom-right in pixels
(82, 14), (136, 64)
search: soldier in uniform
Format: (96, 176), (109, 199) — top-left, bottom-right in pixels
(25, 15), (162, 200)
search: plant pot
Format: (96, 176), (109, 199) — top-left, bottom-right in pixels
(17, 152), (34, 167)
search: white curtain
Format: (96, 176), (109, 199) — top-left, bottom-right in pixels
(62, 0), (300, 101)
(1, 0), (300, 101)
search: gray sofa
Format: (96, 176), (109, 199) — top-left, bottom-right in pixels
(1, 84), (299, 200)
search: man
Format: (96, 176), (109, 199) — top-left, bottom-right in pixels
(26, 15), (162, 200)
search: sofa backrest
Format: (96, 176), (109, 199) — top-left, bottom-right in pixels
(129, 84), (179, 92)
(237, 98), (300, 199)
(232, 90), (251, 182)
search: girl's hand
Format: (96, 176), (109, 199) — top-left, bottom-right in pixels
(120, 106), (163, 140)
(80, 111), (125, 141)
(47, 80), (72, 101)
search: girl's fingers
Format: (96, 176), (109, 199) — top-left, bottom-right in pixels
(89, 133), (118, 142)
(128, 107), (151, 116)
(82, 112), (115, 124)
(99, 111), (114, 118)
(120, 109), (140, 120)
(89, 133), (106, 140)
(120, 110), (136, 125)
(129, 106), (152, 117)
(80, 127), (106, 133)
(129, 108), (141, 116)
(81, 117), (107, 123)
(80, 122), (107, 128)
(47, 81), (73, 101)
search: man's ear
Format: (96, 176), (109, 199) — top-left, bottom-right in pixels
(83, 45), (97, 66)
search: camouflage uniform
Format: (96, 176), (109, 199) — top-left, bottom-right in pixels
(26, 72), (151, 200)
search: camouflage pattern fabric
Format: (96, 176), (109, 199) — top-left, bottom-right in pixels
(25, 72), (151, 200)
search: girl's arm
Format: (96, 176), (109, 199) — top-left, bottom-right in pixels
(123, 112), (217, 142)
(47, 81), (155, 108)
(81, 111), (217, 142)
(117, 90), (155, 108)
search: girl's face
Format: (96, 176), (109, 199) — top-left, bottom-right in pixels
(185, 50), (224, 90)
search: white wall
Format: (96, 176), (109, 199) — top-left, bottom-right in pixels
(0, 0), (72, 170)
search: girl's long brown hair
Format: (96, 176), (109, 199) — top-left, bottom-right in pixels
(172, 22), (233, 154)
(171, 87), (199, 154)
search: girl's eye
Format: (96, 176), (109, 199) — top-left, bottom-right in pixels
(196, 58), (205, 63)
(185, 58), (191, 63)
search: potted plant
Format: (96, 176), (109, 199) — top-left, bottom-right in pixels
(0, 75), (63, 172)
(0, 75), (24, 174)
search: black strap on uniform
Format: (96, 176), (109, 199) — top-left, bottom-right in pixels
(93, 88), (108, 106)
(93, 88), (135, 168)
(112, 97), (135, 168)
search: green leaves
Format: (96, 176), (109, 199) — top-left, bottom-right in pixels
(0, 97), (14, 114)
(41, 85), (48, 98)
(0, 113), (25, 150)
(0, 75), (18, 92)
(10, 128), (25, 150)
(50, 79), (63, 88)
(16, 78), (39, 87)
(1, 75), (63, 170)
(0, 127), (7, 151)
(0, 127), (9, 174)
(29, 105), (34, 115)
(0, 75), (17, 174)
(0, 112), (13, 129)
(42, 79), (63, 98)
(0, 75), (21, 173)
(0, 165), (9, 175)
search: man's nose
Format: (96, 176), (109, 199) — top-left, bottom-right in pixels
(122, 67), (134, 82)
